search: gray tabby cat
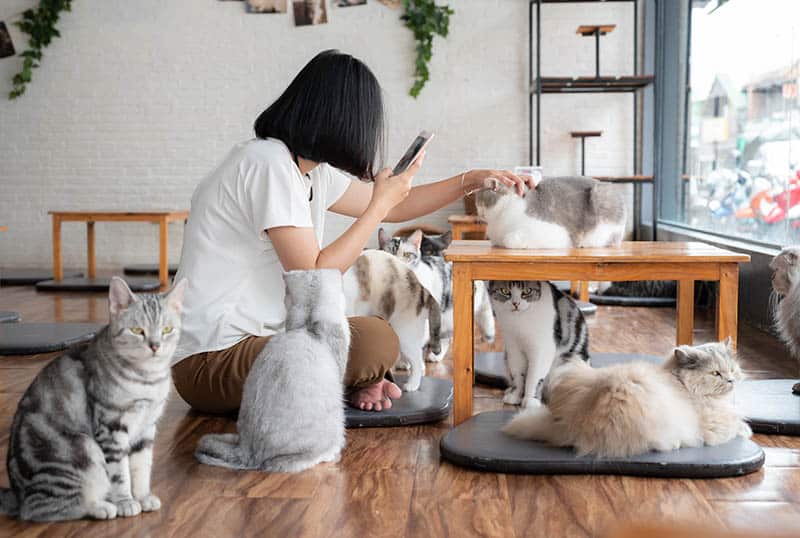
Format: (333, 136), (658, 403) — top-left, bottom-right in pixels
(489, 280), (588, 408)
(475, 176), (626, 249)
(770, 246), (800, 394)
(196, 269), (350, 472)
(379, 228), (495, 362)
(600, 280), (677, 298)
(0, 277), (186, 521)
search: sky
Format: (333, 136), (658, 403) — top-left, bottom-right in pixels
(690, 0), (800, 101)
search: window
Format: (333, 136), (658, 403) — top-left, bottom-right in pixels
(675, 0), (800, 246)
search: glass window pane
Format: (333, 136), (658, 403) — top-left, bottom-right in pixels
(679, 0), (800, 246)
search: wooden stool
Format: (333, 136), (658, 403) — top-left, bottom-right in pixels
(444, 240), (750, 425)
(447, 215), (486, 240)
(50, 211), (189, 288)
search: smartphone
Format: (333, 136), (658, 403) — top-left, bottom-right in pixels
(393, 131), (434, 175)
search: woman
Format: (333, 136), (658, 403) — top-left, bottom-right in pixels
(172, 50), (531, 414)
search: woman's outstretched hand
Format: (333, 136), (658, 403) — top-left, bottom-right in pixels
(369, 150), (424, 216)
(464, 169), (535, 197)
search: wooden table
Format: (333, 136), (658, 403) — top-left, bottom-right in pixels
(444, 240), (751, 425)
(50, 211), (189, 288)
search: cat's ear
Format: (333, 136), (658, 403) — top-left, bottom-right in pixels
(439, 231), (453, 249)
(673, 346), (699, 369)
(109, 277), (137, 316)
(378, 228), (388, 249)
(165, 278), (188, 313)
(721, 336), (734, 353)
(409, 229), (423, 249)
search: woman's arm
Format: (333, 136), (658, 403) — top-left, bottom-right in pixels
(329, 169), (534, 223)
(268, 159), (421, 273)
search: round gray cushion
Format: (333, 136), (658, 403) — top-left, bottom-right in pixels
(36, 277), (161, 292)
(0, 322), (103, 355)
(345, 376), (452, 428)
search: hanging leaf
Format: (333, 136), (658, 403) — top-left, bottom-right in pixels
(401, 0), (453, 98)
(9, 0), (73, 99)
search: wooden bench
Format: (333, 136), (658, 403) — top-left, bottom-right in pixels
(444, 240), (750, 425)
(50, 211), (189, 288)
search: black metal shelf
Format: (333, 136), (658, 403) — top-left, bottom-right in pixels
(530, 75), (654, 93)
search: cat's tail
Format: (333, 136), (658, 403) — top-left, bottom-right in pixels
(195, 433), (254, 470)
(502, 406), (564, 445)
(0, 487), (19, 517)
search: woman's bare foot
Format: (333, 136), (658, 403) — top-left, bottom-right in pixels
(348, 379), (402, 412)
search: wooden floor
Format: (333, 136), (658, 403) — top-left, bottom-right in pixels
(1, 282), (800, 537)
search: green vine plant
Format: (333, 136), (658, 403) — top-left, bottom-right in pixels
(400, 0), (453, 98)
(9, 0), (73, 100)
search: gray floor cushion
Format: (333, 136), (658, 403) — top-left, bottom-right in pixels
(589, 293), (677, 307)
(123, 264), (179, 276)
(345, 376), (452, 428)
(1, 269), (83, 286)
(36, 277), (161, 292)
(440, 410), (765, 478)
(0, 322), (103, 355)
(0, 312), (21, 323)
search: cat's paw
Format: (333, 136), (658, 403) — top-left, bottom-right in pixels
(403, 380), (421, 392)
(426, 349), (445, 363)
(114, 498), (142, 518)
(503, 390), (522, 406)
(482, 333), (496, 345)
(394, 360), (410, 370)
(522, 397), (542, 409)
(87, 501), (118, 520)
(138, 494), (161, 512)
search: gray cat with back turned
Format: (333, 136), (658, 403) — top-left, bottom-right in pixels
(196, 269), (350, 473)
(0, 277), (186, 521)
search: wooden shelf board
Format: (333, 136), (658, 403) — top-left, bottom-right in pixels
(531, 75), (654, 94)
(571, 131), (603, 138)
(576, 24), (616, 36)
(593, 175), (654, 183)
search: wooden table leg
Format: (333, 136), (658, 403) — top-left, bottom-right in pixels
(86, 221), (96, 279)
(717, 263), (739, 348)
(676, 279), (694, 345)
(578, 281), (590, 303)
(451, 224), (463, 241)
(452, 263), (474, 425)
(159, 217), (169, 288)
(52, 215), (63, 281)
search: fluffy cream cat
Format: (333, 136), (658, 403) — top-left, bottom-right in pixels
(503, 340), (752, 458)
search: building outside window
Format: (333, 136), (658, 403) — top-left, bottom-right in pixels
(675, 0), (800, 247)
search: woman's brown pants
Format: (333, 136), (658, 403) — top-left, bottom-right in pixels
(172, 316), (400, 414)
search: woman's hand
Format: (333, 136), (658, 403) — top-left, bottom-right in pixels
(369, 151), (424, 216)
(463, 169), (535, 197)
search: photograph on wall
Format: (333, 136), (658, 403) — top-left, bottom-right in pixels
(246, 0), (288, 13)
(0, 22), (15, 59)
(336, 0), (367, 6)
(293, 0), (328, 26)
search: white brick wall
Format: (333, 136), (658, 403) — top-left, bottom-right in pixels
(0, 0), (637, 269)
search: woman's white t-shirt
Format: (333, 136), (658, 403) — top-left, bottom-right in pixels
(172, 138), (352, 364)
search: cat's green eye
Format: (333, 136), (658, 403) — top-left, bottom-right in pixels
(500, 288), (510, 295)
(712, 370), (721, 377)
(130, 327), (145, 335)
(524, 287), (533, 295)
(162, 326), (173, 334)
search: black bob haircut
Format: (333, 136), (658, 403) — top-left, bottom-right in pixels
(254, 50), (385, 180)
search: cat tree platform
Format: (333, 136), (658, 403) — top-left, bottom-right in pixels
(440, 410), (764, 478)
(443, 240), (750, 425)
(0, 322), (103, 355)
(344, 376), (452, 428)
